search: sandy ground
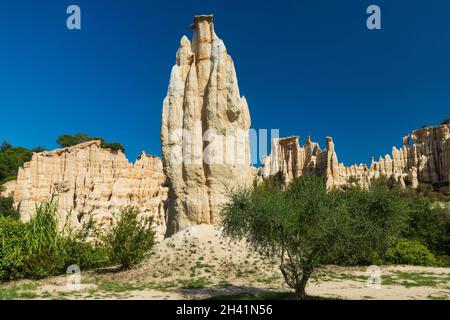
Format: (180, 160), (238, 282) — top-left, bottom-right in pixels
(1, 225), (449, 300)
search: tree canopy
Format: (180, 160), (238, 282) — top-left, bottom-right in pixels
(0, 145), (32, 184)
(220, 176), (421, 299)
(56, 133), (125, 152)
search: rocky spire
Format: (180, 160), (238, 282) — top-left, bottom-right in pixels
(161, 15), (253, 237)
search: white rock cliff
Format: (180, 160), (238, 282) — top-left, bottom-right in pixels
(7, 141), (168, 235)
(260, 125), (450, 190)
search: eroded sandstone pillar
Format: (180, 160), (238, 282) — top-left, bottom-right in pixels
(161, 15), (253, 236)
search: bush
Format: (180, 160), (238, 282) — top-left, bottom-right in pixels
(63, 238), (109, 270)
(0, 201), (158, 281)
(23, 201), (66, 278)
(0, 218), (27, 280)
(103, 207), (156, 270)
(387, 239), (436, 266)
(403, 196), (448, 253)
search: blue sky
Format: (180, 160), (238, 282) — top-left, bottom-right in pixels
(0, 0), (449, 165)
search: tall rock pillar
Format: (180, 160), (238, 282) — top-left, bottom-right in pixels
(161, 15), (253, 236)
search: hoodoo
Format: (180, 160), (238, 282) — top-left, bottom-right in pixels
(259, 124), (450, 190)
(161, 15), (253, 236)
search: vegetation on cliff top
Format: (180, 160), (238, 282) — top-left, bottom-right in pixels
(56, 133), (125, 152)
(0, 141), (32, 184)
(441, 117), (450, 126)
(0, 134), (125, 185)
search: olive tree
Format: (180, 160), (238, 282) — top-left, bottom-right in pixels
(221, 176), (409, 299)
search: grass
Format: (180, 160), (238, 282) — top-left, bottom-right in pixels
(389, 271), (440, 288)
(255, 275), (280, 285)
(179, 277), (212, 289)
(217, 279), (232, 287)
(97, 281), (144, 293)
(0, 282), (40, 300)
(319, 269), (449, 289)
(235, 269), (257, 278)
(96, 280), (177, 293)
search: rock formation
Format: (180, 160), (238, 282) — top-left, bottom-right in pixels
(0, 180), (16, 198)
(161, 15), (253, 236)
(5, 141), (168, 236)
(259, 124), (450, 189)
(3, 15), (448, 239)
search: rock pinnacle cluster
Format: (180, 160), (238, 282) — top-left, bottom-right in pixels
(161, 15), (253, 236)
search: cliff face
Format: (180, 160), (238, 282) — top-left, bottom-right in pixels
(259, 135), (344, 189)
(161, 15), (253, 236)
(260, 125), (450, 189)
(0, 180), (16, 198)
(8, 140), (168, 235)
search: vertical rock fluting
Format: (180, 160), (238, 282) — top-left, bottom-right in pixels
(259, 136), (343, 188)
(8, 141), (168, 236)
(260, 124), (450, 189)
(161, 15), (253, 236)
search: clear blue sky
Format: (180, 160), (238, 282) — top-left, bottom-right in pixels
(0, 0), (449, 166)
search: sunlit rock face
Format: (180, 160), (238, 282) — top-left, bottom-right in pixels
(0, 180), (15, 198)
(161, 15), (253, 237)
(260, 124), (450, 190)
(8, 141), (168, 236)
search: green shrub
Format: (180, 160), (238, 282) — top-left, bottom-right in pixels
(403, 196), (448, 253)
(23, 201), (69, 278)
(63, 238), (109, 270)
(0, 197), (19, 220)
(0, 146), (32, 183)
(0, 201), (157, 280)
(333, 185), (410, 266)
(0, 218), (27, 280)
(387, 239), (437, 266)
(101, 142), (124, 152)
(0, 200), (109, 281)
(103, 207), (156, 270)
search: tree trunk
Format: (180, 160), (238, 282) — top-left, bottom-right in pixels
(295, 276), (309, 300)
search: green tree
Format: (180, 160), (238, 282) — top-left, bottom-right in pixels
(221, 176), (409, 299)
(56, 133), (125, 152)
(103, 207), (156, 270)
(56, 133), (89, 148)
(441, 118), (450, 126)
(402, 195), (448, 253)
(0, 146), (32, 183)
(0, 141), (12, 152)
